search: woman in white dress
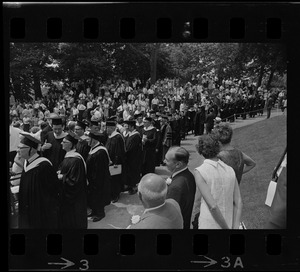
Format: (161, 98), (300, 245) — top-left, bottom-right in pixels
(194, 135), (243, 229)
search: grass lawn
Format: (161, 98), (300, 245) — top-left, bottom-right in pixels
(230, 115), (287, 229)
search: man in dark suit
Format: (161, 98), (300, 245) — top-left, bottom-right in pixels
(164, 146), (196, 229)
(266, 94), (274, 119)
(129, 173), (183, 229)
(205, 107), (216, 134)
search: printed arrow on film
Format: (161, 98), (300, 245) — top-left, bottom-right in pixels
(48, 257), (75, 269)
(191, 255), (218, 268)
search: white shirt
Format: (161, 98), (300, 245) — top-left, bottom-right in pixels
(195, 159), (236, 229)
(171, 166), (188, 178)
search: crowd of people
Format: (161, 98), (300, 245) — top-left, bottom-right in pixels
(9, 74), (286, 229)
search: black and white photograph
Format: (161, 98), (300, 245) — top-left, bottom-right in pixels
(9, 42), (287, 230)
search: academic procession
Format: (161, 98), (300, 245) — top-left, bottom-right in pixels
(9, 43), (287, 229)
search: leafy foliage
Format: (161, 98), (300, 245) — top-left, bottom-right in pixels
(9, 43), (286, 102)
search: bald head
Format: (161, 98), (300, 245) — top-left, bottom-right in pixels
(138, 173), (167, 208)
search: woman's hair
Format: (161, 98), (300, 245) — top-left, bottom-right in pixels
(196, 134), (220, 159)
(211, 123), (233, 145)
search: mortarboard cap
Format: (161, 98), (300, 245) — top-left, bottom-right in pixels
(87, 132), (105, 143)
(123, 120), (136, 127)
(106, 121), (116, 127)
(76, 120), (87, 130)
(134, 113), (142, 119)
(20, 132), (41, 149)
(64, 133), (78, 145)
(51, 116), (63, 126)
(144, 117), (153, 122)
(106, 116), (117, 126)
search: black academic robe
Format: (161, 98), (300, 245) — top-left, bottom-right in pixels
(18, 156), (60, 229)
(205, 112), (216, 134)
(142, 126), (157, 175)
(105, 132), (126, 199)
(86, 144), (111, 216)
(125, 131), (142, 187)
(136, 123), (144, 137)
(58, 153), (87, 229)
(40, 124), (52, 144)
(42, 131), (66, 172)
(76, 136), (91, 162)
(194, 111), (201, 136)
(155, 129), (162, 166)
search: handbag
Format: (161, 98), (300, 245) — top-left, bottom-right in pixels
(109, 164), (122, 176)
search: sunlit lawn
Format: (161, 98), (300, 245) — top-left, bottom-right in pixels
(231, 115), (287, 229)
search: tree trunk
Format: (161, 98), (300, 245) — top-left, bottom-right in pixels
(266, 69), (275, 90)
(150, 43), (159, 85)
(11, 75), (23, 102)
(33, 72), (43, 99)
(256, 65), (265, 89)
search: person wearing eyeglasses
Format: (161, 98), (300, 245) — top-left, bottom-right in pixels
(58, 133), (87, 229)
(74, 120), (90, 162)
(17, 132), (60, 229)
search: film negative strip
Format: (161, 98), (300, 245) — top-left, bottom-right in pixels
(4, 2), (299, 271)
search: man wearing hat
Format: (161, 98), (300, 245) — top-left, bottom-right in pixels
(58, 133), (88, 228)
(172, 111), (182, 146)
(123, 119), (142, 195)
(105, 117), (126, 203)
(40, 112), (58, 144)
(141, 117), (157, 175)
(89, 117), (101, 134)
(41, 116), (67, 172)
(74, 120), (91, 162)
(160, 114), (173, 166)
(134, 113), (144, 137)
(150, 110), (160, 130)
(17, 132), (60, 228)
(86, 132), (111, 222)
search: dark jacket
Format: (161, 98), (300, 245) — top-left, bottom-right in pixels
(166, 168), (196, 229)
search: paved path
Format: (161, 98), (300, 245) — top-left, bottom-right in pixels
(88, 108), (285, 229)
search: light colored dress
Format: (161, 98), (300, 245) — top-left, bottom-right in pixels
(195, 159), (236, 229)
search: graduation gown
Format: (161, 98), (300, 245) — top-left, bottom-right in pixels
(142, 126), (157, 175)
(136, 123), (144, 137)
(58, 150), (87, 229)
(42, 131), (67, 172)
(75, 135), (91, 162)
(18, 154), (60, 229)
(125, 131), (142, 187)
(86, 144), (111, 215)
(105, 131), (126, 198)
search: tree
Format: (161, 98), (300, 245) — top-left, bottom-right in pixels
(10, 43), (60, 101)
